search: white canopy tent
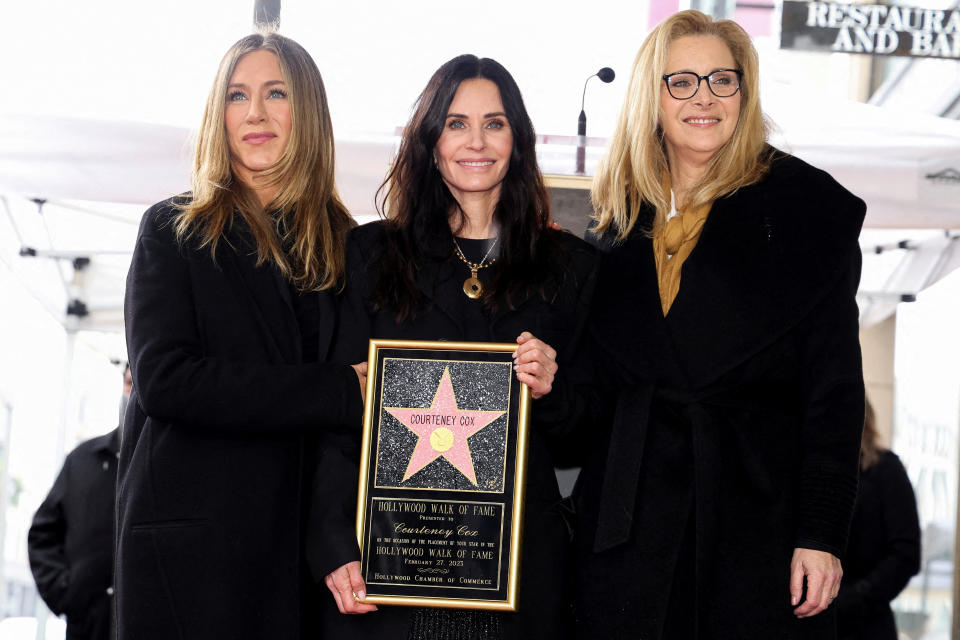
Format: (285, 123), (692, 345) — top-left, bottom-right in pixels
(2, 86), (959, 338)
(3, 2), (958, 636)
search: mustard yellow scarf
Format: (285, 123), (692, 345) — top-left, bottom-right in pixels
(652, 180), (712, 315)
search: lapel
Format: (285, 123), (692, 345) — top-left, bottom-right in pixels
(590, 152), (864, 390)
(221, 224), (301, 364)
(315, 290), (337, 361)
(590, 222), (687, 386)
(664, 156), (864, 388)
(416, 255), (465, 334)
(488, 283), (546, 335)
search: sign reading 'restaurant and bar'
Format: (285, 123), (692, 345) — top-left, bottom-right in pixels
(780, 1), (960, 60)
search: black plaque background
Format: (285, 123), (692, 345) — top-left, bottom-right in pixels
(359, 345), (523, 605)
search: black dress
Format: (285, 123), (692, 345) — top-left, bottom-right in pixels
(837, 450), (921, 640)
(310, 220), (597, 640)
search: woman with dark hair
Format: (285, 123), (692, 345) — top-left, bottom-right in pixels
(311, 54), (596, 640)
(836, 398), (921, 640)
(119, 32), (363, 639)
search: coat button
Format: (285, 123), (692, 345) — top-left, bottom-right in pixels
(102, 461), (110, 471)
(106, 586), (115, 596)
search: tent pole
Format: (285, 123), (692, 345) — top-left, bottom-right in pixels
(253, 0), (280, 26)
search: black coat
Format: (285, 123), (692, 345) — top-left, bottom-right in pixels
(310, 221), (597, 640)
(837, 450), (921, 640)
(118, 198), (361, 640)
(550, 151), (866, 639)
(29, 428), (119, 640)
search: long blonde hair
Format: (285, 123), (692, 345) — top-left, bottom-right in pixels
(592, 10), (770, 241)
(175, 32), (353, 291)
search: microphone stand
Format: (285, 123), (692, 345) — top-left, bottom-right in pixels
(576, 75), (595, 175)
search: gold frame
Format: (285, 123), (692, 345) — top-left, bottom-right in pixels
(355, 339), (531, 611)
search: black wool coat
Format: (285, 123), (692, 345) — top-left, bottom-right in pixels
(29, 428), (119, 640)
(118, 198), (361, 640)
(309, 221), (597, 640)
(550, 151), (867, 640)
(837, 450), (921, 640)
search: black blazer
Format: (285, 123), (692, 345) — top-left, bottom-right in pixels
(29, 428), (119, 640)
(553, 151), (867, 639)
(311, 221), (597, 640)
(118, 198), (361, 640)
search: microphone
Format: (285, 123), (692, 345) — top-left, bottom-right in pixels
(577, 67), (615, 173)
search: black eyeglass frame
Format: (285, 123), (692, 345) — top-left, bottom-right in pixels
(661, 69), (743, 100)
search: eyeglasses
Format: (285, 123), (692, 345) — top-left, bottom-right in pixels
(662, 69), (742, 100)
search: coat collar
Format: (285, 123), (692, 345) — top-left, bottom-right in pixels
(414, 251), (546, 337)
(415, 254), (465, 333)
(93, 428), (121, 455)
(220, 223), (303, 363)
(592, 153), (865, 389)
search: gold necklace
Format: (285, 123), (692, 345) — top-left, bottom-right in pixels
(452, 238), (498, 299)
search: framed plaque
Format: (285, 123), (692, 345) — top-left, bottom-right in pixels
(356, 339), (531, 611)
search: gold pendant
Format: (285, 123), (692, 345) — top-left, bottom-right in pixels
(463, 276), (483, 299)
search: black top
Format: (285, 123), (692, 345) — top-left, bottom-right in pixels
(311, 220), (598, 640)
(452, 236), (496, 340)
(837, 450), (921, 640)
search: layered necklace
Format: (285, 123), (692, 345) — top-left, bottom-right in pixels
(452, 237), (499, 299)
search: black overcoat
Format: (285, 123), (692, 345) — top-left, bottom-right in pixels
(309, 221), (597, 640)
(29, 428), (119, 640)
(553, 152), (867, 639)
(118, 198), (361, 640)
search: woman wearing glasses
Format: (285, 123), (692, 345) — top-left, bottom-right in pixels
(552, 11), (866, 639)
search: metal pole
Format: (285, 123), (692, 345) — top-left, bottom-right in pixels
(0, 400), (11, 616)
(56, 331), (76, 465)
(253, 0), (281, 27)
(31, 329), (78, 640)
(953, 397), (960, 640)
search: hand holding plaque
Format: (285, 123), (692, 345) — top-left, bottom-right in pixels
(354, 340), (531, 611)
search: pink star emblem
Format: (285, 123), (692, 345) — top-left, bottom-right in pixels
(385, 367), (505, 486)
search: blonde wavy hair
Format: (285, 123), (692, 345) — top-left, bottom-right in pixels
(174, 31), (353, 291)
(592, 10), (771, 241)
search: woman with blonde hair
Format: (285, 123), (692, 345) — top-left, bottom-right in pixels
(118, 32), (363, 639)
(548, 10), (866, 638)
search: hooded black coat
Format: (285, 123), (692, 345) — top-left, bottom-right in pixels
(548, 151), (866, 639)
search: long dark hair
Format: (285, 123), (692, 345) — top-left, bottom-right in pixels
(373, 54), (554, 320)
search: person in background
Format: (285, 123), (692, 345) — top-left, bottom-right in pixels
(119, 31), (363, 639)
(313, 54), (596, 640)
(27, 364), (131, 640)
(836, 397), (921, 640)
(548, 10), (866, 639)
